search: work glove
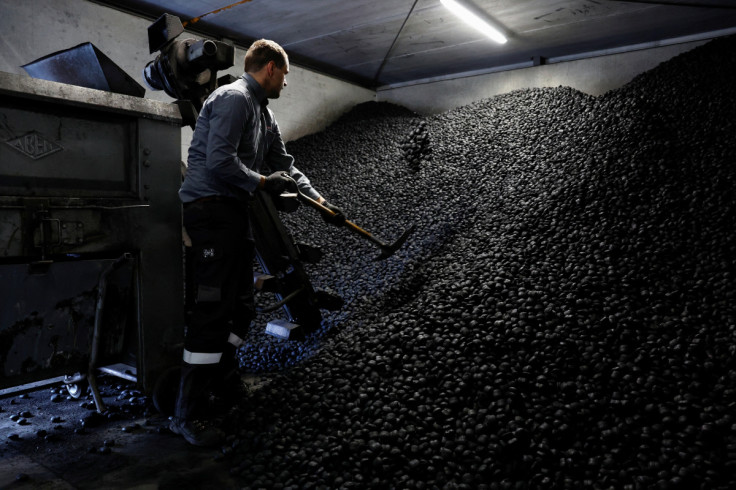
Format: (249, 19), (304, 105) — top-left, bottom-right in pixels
(263, 171), (292, 195)
(321, 201), (346, 226)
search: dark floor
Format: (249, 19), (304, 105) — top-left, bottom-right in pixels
(0, 375), (267, 490)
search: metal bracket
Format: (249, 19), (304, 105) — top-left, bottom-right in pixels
(33, 218), (85, 248)
(60, 220), (85, 246)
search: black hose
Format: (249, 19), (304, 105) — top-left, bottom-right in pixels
(256, 286), (306, 314)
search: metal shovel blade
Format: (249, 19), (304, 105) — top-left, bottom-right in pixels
(375, 224), (416, 261)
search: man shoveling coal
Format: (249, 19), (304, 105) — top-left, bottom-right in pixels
(173, 39), (345, 446)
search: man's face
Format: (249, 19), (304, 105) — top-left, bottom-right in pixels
(267, 61), (289, 99)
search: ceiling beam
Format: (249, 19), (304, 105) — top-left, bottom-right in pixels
(371, 0), (421, 88)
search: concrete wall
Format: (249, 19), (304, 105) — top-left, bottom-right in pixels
(0, 0), (374, 160)
(376, 41), (707, 115)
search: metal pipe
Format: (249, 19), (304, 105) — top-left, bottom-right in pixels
(88, 253), (132, 413)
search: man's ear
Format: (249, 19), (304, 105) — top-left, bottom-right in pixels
(266, 60), (276, 77)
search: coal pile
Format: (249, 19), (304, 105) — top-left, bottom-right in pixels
(233, 36), (736, 489)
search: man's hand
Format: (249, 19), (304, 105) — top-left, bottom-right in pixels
(263, 171), (292, 195)
(321, 201), (346, 226)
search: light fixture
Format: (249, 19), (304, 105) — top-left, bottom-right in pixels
(440, 0), (507, 44)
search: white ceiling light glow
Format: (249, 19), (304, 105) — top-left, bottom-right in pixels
(440, 0), (507, 44)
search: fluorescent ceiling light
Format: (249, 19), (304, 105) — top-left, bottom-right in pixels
(440, 0), (507, 44)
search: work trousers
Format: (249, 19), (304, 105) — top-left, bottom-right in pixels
(182, 198), (256, 363)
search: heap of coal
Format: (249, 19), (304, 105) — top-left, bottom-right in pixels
(234, 36), (736, 489)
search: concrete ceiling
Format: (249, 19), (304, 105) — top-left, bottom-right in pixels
(97, 0), (736, 89)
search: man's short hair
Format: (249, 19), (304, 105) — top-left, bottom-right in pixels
(244, 39), (288, 73)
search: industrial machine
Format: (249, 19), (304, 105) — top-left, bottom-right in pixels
(0, 61), (184, 407)
(142, 13), (235, 127)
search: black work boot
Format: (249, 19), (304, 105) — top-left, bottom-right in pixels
(169, 363), (225, 447)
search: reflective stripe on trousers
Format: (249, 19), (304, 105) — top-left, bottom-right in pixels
(228, 332), (245, 348)
(183, 349), (223, 365)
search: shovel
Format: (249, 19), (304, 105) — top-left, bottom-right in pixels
(281, 177), (415, 260)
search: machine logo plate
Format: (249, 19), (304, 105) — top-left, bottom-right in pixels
(5, 131), (62, 160)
